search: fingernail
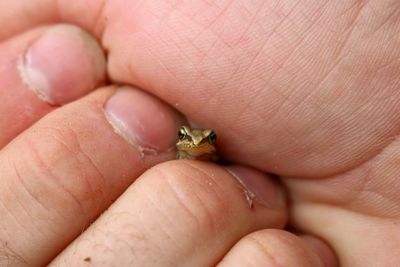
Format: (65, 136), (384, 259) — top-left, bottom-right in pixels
(226, 166), (286, 208)
(104, 88), (182, 155)
(18, 24), (106, 105)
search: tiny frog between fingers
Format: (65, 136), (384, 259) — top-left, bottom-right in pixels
(176, 126), (255, 208)
(176, 125), (217, 160)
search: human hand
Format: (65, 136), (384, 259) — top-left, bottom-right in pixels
(1, 3), (289, 267)
(2, 1), (399, 266)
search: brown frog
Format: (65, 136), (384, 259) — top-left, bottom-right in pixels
(176, 125), (217, 160)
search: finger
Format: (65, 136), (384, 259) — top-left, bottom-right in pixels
(50, 162), (287, 267)
(0, 86), (183, 266)
(0, 1), (57, 40)
(0, 24), (106, 148)
(0, 1), (107, 40)
(218, 229), (338, 267)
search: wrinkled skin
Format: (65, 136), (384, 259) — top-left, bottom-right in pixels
(1, 1), (399, 266)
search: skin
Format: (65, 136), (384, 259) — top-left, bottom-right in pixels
(0, 0), (399, 266)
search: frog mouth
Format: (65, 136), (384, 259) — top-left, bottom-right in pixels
(182, 143), (216, 156)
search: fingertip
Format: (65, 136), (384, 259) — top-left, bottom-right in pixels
(104, 87), (185, 154)
(18, 24), (106, 105)
(225, 165), (287, 210)
(0, 24), (105, 147)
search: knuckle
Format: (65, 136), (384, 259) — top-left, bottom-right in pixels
(148, 161), (234, 238)
(14, 124), (106, 214)
(0, 239), (26, 266)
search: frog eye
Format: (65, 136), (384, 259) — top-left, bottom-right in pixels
(208, 131), (217, 144)
(178, 127), (187, 140)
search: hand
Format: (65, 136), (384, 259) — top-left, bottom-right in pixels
(1, 1), (399, 266)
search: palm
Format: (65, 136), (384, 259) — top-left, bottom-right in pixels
(101, 1), (400, 265)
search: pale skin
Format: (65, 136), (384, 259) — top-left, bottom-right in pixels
(0, 1), (399, 266)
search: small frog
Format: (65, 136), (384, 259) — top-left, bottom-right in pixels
(176, 126), (255, 208)
(176, 125), (217, 160)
